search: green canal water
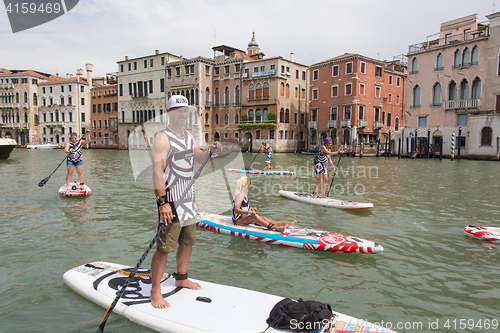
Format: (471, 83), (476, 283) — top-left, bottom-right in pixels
(1, 148), (499, 333)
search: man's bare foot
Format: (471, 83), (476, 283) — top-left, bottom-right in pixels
(150, 289), (170, 309)
(272, 225), (285, 232)
(284, 220), (297, 228)
(176, 278), (201, 290)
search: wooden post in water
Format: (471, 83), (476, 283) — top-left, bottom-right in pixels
(439, 136), (443, 161)
(398, 137), (401, 158)
(376, 138), (380, 157)
(457, 127), (462, 160)
(360, 137), (363, 158)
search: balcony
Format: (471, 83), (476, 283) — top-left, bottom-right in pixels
(22, 102), (28, 108)
(327, 120), (337, 128)
(205, 101), (211, 108)
(341, 119), (351, 128)
(0, 103), (14, 108)
(444, 98), (481, 110)
(308, 121), (317, 129)
(373, 121), (383, 129)
(408, 27), (490, 55)
(358, 119), (367, 128)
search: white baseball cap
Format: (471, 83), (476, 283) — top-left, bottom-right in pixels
(167, 95), (189, 110)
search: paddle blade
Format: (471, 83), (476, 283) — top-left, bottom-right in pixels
(38, 176), (50, 187)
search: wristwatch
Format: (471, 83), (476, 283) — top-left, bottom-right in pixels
(156, 195), (168, 206)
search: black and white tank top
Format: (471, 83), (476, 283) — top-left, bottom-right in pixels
(264, 145), (273, 158)
(68, 141), (83, 162)
(232, 192), (250, 223)
(314, 151), (328, 165)
(161, 128), (196, 222)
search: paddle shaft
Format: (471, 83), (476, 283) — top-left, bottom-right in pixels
(326, 153), (342, 197)
(96, 144), (217, 333)
(37, 133), (87, 187)
(245, 147), (262, 170)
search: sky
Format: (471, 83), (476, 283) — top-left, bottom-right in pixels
(0, 0), (497, 78)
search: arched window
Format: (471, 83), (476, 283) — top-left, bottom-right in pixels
(224, 86), (230, 106)
(286, 84), (290, 98)
(436, 53), (444, 70)
(459, 79), (469, 99)
(454, 49), (461, 68)
(33, 93), (37, 105)
(462, 47), (471, 66)
(256, 109), (261, 122)
(472, 77), (482, 98)
(248, 109), (254, 122)
(24, 112), (28, 123)
(235, 85), (240, 106)
(280, 83), (285, 96)
(263, 82), (270, 98)
(214, 88), (220, 106)
(481, 127), (492, 146)
(15, 92), (19, 103)
(195, 88), (199, 106)
(412, 85), (421, 107)
(248, 84), (255, 100)
(411, 57), (418, 73)
(214, 113), (219, 125)
(263, 108), (269, 121)
(205, 87), (210, 105)
(23, 92), (27, 103)
(432, 82), (441, 106)
(224, 113), (228, 125)
(205, 112), (209, 125)
(471, 46), (479, 65)
(448, 80), (457, 100)
(394, 117), (400, 132)
(234, 113), (239, 124)
(255, 83), (262, 99)
(279, 108), (285, 122)
(285, 109), (290, 123)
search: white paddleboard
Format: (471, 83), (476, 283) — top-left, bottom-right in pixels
(279, 190), (373, 210)
(64, 262), (397, 333)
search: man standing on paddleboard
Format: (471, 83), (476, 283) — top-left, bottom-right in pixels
(257, 141), (273, 171)
(150, 95), (221, 309)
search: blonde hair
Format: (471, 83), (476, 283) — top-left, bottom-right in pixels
(235, 176), (250, 195)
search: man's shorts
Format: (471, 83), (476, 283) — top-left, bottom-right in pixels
(265, 156), (272, 162)
(67, 159), (83, 167)
(156, 217), (196, 253)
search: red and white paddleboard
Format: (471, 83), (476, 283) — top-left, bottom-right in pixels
(58, 182), (92, 196)
(464, 225), (500, 243)
(227, 168), (295, 175)
(196, 213), (383, 253)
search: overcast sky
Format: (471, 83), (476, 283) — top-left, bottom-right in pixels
(0, 0), (496, 78)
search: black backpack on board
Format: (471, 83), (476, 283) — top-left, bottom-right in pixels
(265, 297), (334, 331)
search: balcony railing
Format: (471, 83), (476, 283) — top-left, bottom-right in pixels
(373, 121), (383, 129)
(444, 98), (481, 110)
(408, 27), (490, 54)
(327, 120), (337, 128)
(358, 119), (367, 128)
(308, 121), (317, 129)
(341, 119), (351, 128)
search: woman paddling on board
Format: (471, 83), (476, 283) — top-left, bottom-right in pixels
(312, 137), (343, 199)
(232, 176), (296, 232)
(64, 131), (90, 189)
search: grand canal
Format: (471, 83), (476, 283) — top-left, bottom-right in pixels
(1, 148), (499, 332)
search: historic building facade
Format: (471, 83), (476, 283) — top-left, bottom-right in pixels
(405, 14), (489, 157)
(90, 81), (118, 148)
(309, 54), (406, 152)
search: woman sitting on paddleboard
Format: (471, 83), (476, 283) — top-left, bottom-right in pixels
(232, 176), (296, 232)
(312, 137), (343, 199)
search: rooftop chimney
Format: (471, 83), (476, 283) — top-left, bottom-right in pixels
(85, 63), (93, 90)
(155, 50), (159, 55)
(76, 68), (83, 81)
(125, 56), (129, 60)
(290, 53), (295, 62)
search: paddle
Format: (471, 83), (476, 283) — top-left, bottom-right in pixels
(95, 143), (217, 333)
(244, 147), (262, 170)
(37, 132), (88, 187)
(326, 153), (342, 197)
